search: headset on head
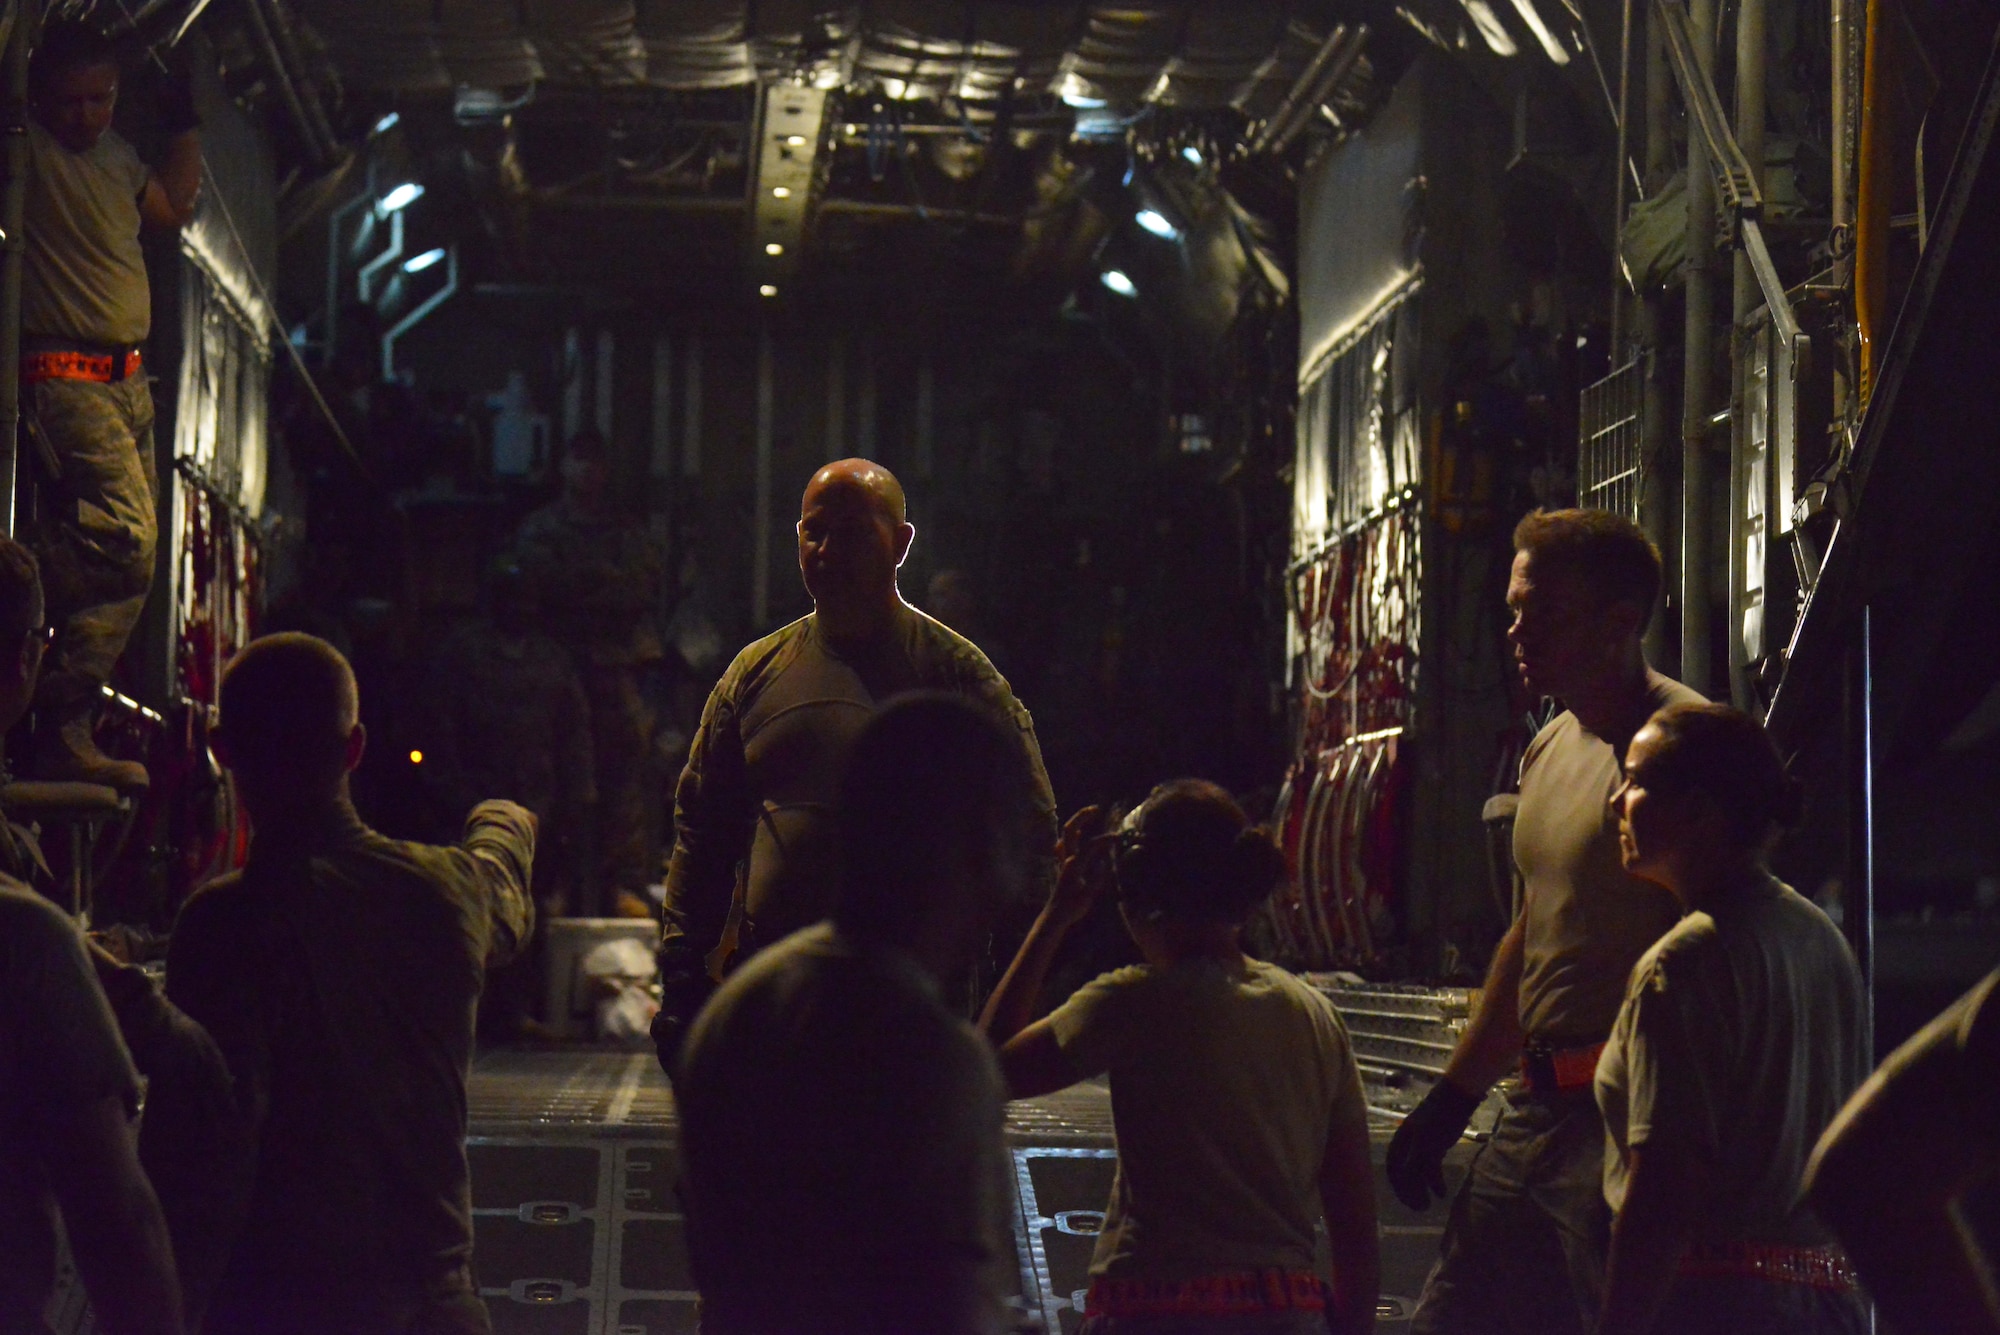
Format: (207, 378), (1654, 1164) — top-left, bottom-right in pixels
(1104, 789), (1169, 914)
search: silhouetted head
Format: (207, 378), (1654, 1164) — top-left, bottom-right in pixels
(1507, 508), (1661, 701)
(834, 692), (1040, 976)
(798, 458), (913, 619)
(0, 539), (46, 732)
(215, 633), (364, 821)
(1113, 780), (1286, 926)
(31, 20), (120, 154)
(1613, 702), (1803, 893)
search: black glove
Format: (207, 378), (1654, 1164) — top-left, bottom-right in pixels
(650, 949), (717, 1081)
(1385, 1079), (1481, 1211)
(154, 60), (200, 135)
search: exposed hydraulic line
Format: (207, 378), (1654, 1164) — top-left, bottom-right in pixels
(1854, 0), (1887, 403)
(1680, 0), (1718, 696)
(1728, 0), (1766, 712)
(1609, 0), (1637, 351)
(239, 0), (333, 169)
(256, 0), (336, 160)
(1250, 22), (1353, 156)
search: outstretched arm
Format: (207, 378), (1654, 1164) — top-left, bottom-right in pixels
(463, 799), (538, 966)
(980, 807), (1107, 1099)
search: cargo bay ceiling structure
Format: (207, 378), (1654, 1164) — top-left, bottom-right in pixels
(268, 0), (1398, 307)
(189, 0), (1621, 310)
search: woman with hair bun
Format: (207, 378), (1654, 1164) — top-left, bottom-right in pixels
(1593, 703), (1868, 1335)
(981, 780), (1378, 1334)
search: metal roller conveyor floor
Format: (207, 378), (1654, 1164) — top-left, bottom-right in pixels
(466, 1048), (1473, 1334)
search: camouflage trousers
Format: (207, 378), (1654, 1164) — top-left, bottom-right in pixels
(25, 375), (158, 706)
(1410, 1087), (1609, 1335)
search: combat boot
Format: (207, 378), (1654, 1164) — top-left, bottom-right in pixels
(33, 698), (149, 792)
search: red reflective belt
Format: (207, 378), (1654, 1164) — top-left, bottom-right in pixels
(1677, 1241), (1860, 1292)
(22, 349), (141, 383)
(1085, 1269), (1328, 1318)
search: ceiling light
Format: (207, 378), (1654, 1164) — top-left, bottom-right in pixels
(759, 284), (779, 298)
(1101, 269), (1137, 298)
(765, 242), (784, 256)
(771, 186), (792, 199)
(379, 182), (424, 212)
(403, 247), (446, 273)
(1135, 209), (1179, 240)
(1507, 0), (1573, 64)
(1458, 0), (1520, 56)
(373, 111), (401, 135)
(1181, 145), (1203, 166)
(784, 134), (807, 147)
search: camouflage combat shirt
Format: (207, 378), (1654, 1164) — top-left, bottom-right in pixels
(660, 606), (1056, 971)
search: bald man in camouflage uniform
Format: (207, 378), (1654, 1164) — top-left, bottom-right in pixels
(654, 459), (1057, 1068)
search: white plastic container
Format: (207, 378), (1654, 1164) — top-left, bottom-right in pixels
(543, 918), (659, 1037)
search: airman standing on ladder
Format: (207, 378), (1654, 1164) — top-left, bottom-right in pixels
(21, 18), (200, 790)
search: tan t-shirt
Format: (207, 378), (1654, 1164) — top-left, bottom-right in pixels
(23, 124), (152, 345)
(1596, 878), (1865, 1245)
(678, 922), (1014, 1335)
(1047, 958), (1368, 1281)
(1514, 671), (1706, 1043)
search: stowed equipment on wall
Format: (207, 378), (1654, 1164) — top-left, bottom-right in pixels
(1272, 488), (1419, 971)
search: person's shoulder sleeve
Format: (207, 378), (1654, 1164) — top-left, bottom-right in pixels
(0, 888), (139, 1121)
(1045, 966), (1151, 1078)
(1613, 924), (1725, 1163)
(459, 800), (537, 964)
(1652, 672), (1710, 710)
